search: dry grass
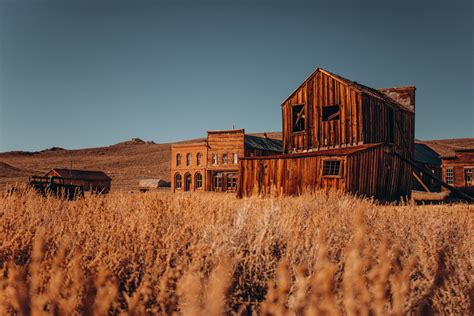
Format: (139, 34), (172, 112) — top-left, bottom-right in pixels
(0, 190), (472, 315)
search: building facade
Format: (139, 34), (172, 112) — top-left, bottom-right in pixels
(441, 149), (474, 194)
(238, 68), (416, 200)
(171, 129), (282, 193)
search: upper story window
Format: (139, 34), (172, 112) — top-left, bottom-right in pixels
(292, 104), (305, 133)
(233, 153), (238, 164)
(445, 167), (454, 185)
(465, 168), (472, 185)
(212, 153), (218, 165)
(176, 153), (182, 166)
(322, 105), (340, 122)
(222, 153), (228, 164)
(186, 153), (192, 166)
(322, 160), (342, 177)
(196, 152), (202, 166)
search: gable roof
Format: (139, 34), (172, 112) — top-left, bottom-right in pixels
(282, 68), (414, 113)
(47, 169), (111, 181)
(244, 135), (283, 153)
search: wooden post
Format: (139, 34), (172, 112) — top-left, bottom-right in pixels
(412, 171), (430, 192)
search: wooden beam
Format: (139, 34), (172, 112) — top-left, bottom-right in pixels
(412, 171), (430, 192)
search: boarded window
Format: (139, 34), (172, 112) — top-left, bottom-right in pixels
(186, 153), (192, 166)
(212, 153), (218, 165)
(222, 153), (228, 164)
(196, 153), (202, 166)
(322, 160), (342, 177)
(195, 172), (202, 189)
(176, 154), (182, 166)
(322, 105), (340, 122)
(233, 153), (238, 164)
(292, 104), (305, 132)
(175, 173), (182, 189)
(445, 167), (454, 185)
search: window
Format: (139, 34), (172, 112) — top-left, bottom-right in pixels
(186, 153), (192, 166)
(196, 153), (202, 166)
(176, 153), (182, 166)
(233, 153), (238, 164)
(213, 174), (222, 190)
(195, 172), (203, 189)
(222, 153), (228, 164)
(175, 173), (182, 189)
(227, 174), (238, 191)
(445, 167), (454, 185)
(292, 104), (305, 133)
(322, 160), (342, 177)
(322, 105), (340, 122)
(465, 168), (472, 186)
(212, 153), (218, 165)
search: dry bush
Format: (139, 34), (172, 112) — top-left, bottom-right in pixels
(0, 189), (472, 315)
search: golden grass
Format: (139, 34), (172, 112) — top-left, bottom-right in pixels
(0, 190), (472, 315)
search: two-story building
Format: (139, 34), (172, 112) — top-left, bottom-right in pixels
(171, 129), (282, 193)
(237, 68), (415, 200)
(441, 149), (474, 195)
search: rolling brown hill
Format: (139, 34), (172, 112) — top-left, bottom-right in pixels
(0, 132), (283, 191)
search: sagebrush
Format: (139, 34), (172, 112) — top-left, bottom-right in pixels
(0, 189), (472, 315)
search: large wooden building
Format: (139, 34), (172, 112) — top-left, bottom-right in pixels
(237, 68), (416, 200)
(171, 129), (282, 193)
(45, 169), (112, 193)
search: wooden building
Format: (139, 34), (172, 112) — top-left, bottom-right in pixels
(45, 169), (111, 193)
(171, 129), (282, 193)
(238, 68), (416, 200)
(412, 142), (442, 192)
(441, 149), (474, 194)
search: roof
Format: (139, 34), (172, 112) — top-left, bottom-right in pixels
(207, 129), (245, 135)
(417, 138), (474, 158)
(47, 169), (111, 181)
(414, 143), (441, 165)
(240, 143), (383, 160)
(282, 68), (414, 113)
(244, 135), (283, 153)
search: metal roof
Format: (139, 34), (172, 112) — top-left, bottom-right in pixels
(48, 169), (111, 181)
(413, 143), (441, 165)
(244, 135), (283, 153)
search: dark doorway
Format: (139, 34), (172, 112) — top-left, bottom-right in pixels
(184, 173), (192, 191)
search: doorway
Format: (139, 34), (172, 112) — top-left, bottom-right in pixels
(184, 173), (192, 191)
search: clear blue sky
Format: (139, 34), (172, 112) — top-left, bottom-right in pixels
(0, 0), (472, 152)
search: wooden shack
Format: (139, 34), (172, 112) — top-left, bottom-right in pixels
(412, 142), (442, 192)
(238, 68), (415, 200)
(45, 169), (111, 193)
(441, 149), (474, 194)
(171, 129), (282, 193)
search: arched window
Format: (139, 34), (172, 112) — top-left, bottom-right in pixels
(212, 153), (218, 165)
(175, 173), (182, 189)
(176, 153), (182, 166)
(186, 153), (192, 166)
(196, 152), (202, 166)
(195, 172), (203, 189)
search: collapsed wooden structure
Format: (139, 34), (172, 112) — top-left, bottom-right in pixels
(45, 169), (112, 193)
(237, 68), (416, 200)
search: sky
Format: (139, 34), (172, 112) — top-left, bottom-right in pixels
(0, 0), (472, 152)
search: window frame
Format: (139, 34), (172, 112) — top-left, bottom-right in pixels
(233, 153), (238, 165)
(176, 153), (182, 167)
(195, 172), (203, 189)
(322, 159), (343, 178)
(174, 173), (182, 189)
(196, 152), (202, 166)
(222, 152), (228, 165)
(186, 153), (192, 166)
(291, 103), (306, 134)
(445, 167), (454, 185)
(322, 104), (341, 122)
(464, 167), (472, 185)
(212, 153), (218, 165)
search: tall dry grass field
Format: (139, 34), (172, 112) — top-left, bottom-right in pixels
(0, 189), (472, 315)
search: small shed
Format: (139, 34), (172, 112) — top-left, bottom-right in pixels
(139, 179), (170, 192)
(45, 169), (111, 193)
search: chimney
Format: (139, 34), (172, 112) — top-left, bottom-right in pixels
(379, 86), (416, 112)
(264, 132), (268, 139)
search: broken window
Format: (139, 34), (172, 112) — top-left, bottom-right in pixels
(175, 173), (182, 189)
(195, 172), (202, 189)
(322, 105), (340, 122)
(186, 153), (192, 166)
(292, 104), (305, 133)
(322, 160), (342, 177)
(445, 167), (454, 185)
(176, 153), (182, 166)
(212, 153), (218, 165)
(196, 153), (202, 166)
(222, 153), (228, 164)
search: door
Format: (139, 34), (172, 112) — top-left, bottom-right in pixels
(184, 173), (192, 191)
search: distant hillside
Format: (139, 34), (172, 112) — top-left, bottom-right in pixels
(0, 132), (282, 191)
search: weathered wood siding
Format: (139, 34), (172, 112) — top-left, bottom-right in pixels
(207, 130), (245, 172)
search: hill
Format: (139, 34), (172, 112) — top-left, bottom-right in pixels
(0, 132), (283, 191)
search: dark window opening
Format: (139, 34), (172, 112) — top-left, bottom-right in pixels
(292, 104), (305, 133)
(322, 105), (340, 122)
(322, 160), (342, 177)
(175, 173), (182, 189)
(227, 173), (238, 191)
(176, 154), (182, 166)
(195, 172), (202, 189)
(222, 153), (228, 164)
(388, 107), (395, 143)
